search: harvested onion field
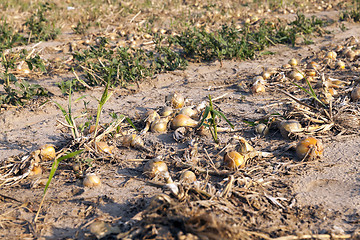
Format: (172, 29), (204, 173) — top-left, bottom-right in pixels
(0, 0), (360, 239)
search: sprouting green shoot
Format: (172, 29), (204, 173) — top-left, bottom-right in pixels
(198, 95), (234, 143)
(93, 66), (113, 139)
(53, 84), (82, 140)
(34, 149), (84, 223)
(290, 71), (326, 107)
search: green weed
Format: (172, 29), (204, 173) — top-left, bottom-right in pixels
(0, 52), (48, 105)
(198, 95), (234, 143)
(24, 2), (60, 42)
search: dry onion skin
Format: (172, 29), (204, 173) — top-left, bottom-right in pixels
(224, 151), (245, 170)
(296, 137), (324, 161)
(39, 144), (56, 161)
(95, 141), (112, 154)
(83, 174), (101, 187)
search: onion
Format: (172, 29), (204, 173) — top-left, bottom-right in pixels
(296, 137), (323, 160)
(255, 123), (269, 136)
(30, 165), (42, 176)
(122, 134), (145, 149)
(288, 58), (298, 66)
(179, 170), (196, 183)
(143, 158), (169, 179)
(83, 174), (101, 187)
(159, 106), (173, 117)
(326, 51), (337, 60)
(224, 151), (245, 170)
(40, 144), (56, 161)
(279, 120), (302, 139)
(288, 70), (304, 81)
(151, 117), (170, 133)
(165, 92), (185, 109)
(179, 107), (198, 118)
(171, 114), (198, 129)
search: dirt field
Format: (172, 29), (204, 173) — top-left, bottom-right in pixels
(1, 1), (360, 239)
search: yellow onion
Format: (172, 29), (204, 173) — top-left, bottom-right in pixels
(288, 58), (298, 66)
(326, 51), (337, 60)
(30, 165), (42, 176)
(122, 134), (144, 149)
(171, 114), (198, 129)
(224, 151), (245, 170)
(237, 137), (254, 154)
(345, 49), (356, 61)
(296, 137), (323, 160)
(179, 107), (198, 118)
(179, 170), (196, 183)
(351, 86), (360, 101)
(165, 92), (185, 109)
(306, 61), (319, 70)
(279, 120), (302, 139)
(288, 70), (304, 81)
(40, 144), (56, 161)
(255, 123), (269, 136)
(251, 79), (265, 94)
(159, 106), (173, 117)
(306, 69), (316, 77)
(151, 117), (170, 133)
(143, 158), (169, 179)
(83, 174), (101, 187)
(95, 141), (112, 154)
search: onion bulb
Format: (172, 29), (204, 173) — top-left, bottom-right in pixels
(224, 151), (245, 170)
(326, 51), (337, 60)
(122, 134), (145, 149)
(40, 144), (56, 161)
(179, 107), (198, 118)
(288, 58), (298, 66)
(288, 70), (304, 81)
(83, 174), (101, 187)
(335, 60), (345, 70)
(159, 106), (173, 117)
(296, 137), (323, 160)
(30, 165), (42, 176)
(143, 158), (169, 179)
(179, 170), (196, 183)
(165, 92), (185, 109)
(251, 76), (266, 94)
(151, 117), (170, 133)
(255, 123), (269, 136)
(171, 114), (198, 129)
(279, 120), (302, 139)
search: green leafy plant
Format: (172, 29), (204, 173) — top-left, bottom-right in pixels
(0, 52), (48, 105)
(0, 20), (26, 51)
(198, 95), (234, 143)
(24, 2), (60, 42)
